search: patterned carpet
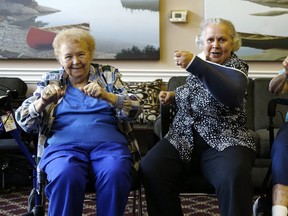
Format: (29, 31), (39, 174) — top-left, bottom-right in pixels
(0, 187), (220, 216)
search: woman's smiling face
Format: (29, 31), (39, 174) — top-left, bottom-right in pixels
(203, 23), (234, 64)
(58, 41), (93, 83)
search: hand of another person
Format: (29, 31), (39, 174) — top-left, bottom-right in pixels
(159, 91), (176, 106)
(41, 83), (64, 105)
(174, 51), (194, 68)
(283, 56), (288, 74)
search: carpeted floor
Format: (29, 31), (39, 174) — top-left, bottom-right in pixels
(0, 187), (220, 216)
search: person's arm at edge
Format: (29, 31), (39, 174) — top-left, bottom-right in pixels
(269, 69), (288, 95)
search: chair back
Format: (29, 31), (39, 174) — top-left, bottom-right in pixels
(154, 76), (187, 139)
(0, 77), (27, 96)
(0, 77), (27, 109)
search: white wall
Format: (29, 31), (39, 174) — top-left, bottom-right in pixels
(0, 0), (283, 93)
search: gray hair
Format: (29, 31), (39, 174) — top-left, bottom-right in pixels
(52, 27), (96, 60)
(195, 18), (241, 52)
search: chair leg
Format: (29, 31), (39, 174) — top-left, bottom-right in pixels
(137, 187), (142, 216)
(132, 190), (136, 216)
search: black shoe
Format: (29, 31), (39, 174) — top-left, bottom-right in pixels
(253, 195), (272, 216)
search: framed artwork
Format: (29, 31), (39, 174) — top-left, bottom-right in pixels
(0, 0), (160, 60)
(205, 0), (288, 61)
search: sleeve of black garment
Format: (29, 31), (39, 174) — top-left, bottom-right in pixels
(186, 56), (248, 108)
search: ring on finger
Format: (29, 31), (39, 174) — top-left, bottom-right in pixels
(45, 90), (52, 96)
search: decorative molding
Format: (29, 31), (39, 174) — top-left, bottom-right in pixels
(0, 68), (278, 84)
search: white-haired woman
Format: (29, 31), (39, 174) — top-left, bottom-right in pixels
(16, 28), (142, 216)
(141, 18), (256, 216)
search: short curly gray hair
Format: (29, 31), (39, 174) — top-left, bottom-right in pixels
(52, 27), (96, 60)
(195, 18), (241, 52)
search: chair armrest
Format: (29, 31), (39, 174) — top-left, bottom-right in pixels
(159, 102), (178, 139)
(267, 98), (288, 147)
(155, 76), (186, 139)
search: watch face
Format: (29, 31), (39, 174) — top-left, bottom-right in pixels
(170, 10), (187, 22)
(175, 13), (182, 18)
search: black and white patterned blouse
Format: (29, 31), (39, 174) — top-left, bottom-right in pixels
(165, 53), (256, 162)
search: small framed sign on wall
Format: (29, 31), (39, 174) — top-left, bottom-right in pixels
(0, 0), (160, 60)
(205, 0), (288, 61)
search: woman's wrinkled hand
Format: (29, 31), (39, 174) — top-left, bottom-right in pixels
(159, 91), (176, 106)
(41, 83), (64, 105)
(174, 51), (194, 68)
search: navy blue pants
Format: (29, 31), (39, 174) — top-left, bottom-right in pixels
(141, 131), (256, 216)
(271, 122), (288, 186)
(39, 142), (132, 216)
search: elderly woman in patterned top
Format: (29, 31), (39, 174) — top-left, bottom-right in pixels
(141, 18), (256, 216)
(15, 28), (142, 216)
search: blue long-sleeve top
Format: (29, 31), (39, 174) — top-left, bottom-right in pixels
(186, 55), (248, 107)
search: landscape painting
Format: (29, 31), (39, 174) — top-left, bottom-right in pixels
(0, 0), (160, 60)
(205, 0), (288, 61)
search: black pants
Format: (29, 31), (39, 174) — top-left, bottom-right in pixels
(271, 122), (288, 185)
(141, 132), (256, 216)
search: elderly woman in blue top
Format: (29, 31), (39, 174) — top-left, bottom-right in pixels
(15, 28), (142, 216)
(141, 18), (256, 216)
